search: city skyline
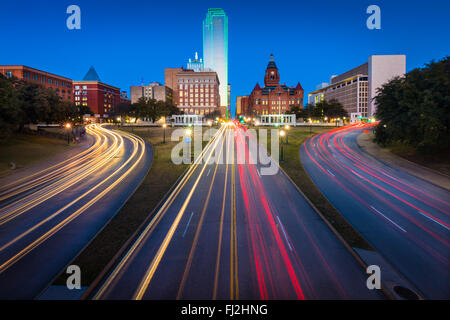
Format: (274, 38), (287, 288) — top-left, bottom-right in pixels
(0, 0), (449, 118)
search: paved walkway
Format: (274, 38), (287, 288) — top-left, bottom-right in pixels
(357, 132), (450, 191)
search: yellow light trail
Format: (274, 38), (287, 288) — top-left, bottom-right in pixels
(93, 125), (226, 300)
(0, 125), (147, 274)
(176, 131), (226, 299)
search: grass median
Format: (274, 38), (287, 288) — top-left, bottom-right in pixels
(0, 134), (70, 177)
(54, 126), (211, 286)
(264, 126), (372, 250)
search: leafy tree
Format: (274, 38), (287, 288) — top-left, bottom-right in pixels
(374, 56), (449, 154)
(0, 74), (20, 138)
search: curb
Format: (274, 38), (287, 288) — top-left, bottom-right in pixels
(282, 134), (424, 300)
(35, 131), (153, 299)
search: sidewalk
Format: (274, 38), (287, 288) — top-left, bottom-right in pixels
(357, 132), (450, 191)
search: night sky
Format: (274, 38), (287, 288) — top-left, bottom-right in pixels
(1, 0), (449, 116)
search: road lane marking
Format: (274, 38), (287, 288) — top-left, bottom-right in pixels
(326, 169), (335, 177)
(207, 168), (211, 177)
(276, 215), (293, 251)
(177, 134), (226, 299)
(131, 127), (226, 300)
(370, 206), (407, 233)
(92, 126), (225, 300)
(213, 136), (230, 299)
(0, 129), (147, 273)
(181, 212), (194, 238)
(416, 211), (450, 231)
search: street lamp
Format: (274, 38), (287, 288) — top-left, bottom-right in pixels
(162, 123), (167, 144)
(65, 123), (71, 145)
(279, 130), (286, 162)
(284, 125), (289, 144)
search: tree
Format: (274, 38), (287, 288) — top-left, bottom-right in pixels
(0, 74), (20, 138)
(374, 56), (450, 154)
(313, 99), (348, 120)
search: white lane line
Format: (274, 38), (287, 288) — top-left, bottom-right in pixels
(182, 212), (195, 238)
(370, 206), (407, 233)
(257, 169), (261, 178)
(276, 215), (293, 251)
(417, 211), (450, 231)
(326, 169), (335, 177)
(207, 168), (211, 177)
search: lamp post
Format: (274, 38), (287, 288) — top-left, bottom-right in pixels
(162, 123), (167, 144)
(279, 129), (285, 162)
(65, 123), (71, 145)
(284, 124), (289, 144)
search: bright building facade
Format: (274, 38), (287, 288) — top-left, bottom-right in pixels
(176, 68), (222, 116)
(203, 8), (228, 111)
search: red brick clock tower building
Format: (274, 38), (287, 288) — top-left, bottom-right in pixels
(246, 54), (304, 116)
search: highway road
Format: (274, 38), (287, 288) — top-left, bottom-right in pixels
(0, 124), (152, 299)
(89, 124), (384, 300)
(300, 124), (450, 299)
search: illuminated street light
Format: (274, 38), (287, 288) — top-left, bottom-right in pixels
(280, 130), (286, 137)
(65, 123), (71, 145)
(185, 129), (192, 136)
(162, 123), (167, 144)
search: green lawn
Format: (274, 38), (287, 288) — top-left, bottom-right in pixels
(55, 126), (211, 286)
(267, 126), (373, 250)
(0, 134), (70, 177)
(386, 140), (450, 176)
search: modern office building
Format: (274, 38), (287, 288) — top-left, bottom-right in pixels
(203, 8), (228, 113)
(187, 52), (204, 72)
(246, 54), (304, 116)
(73, 66), (121, 119)
(130, 82), (173, 104)
(0, 65), (73, 102)
(308, 55), (406, 120)
(176, 68), (221, 116)
(165, 67), (183, 105)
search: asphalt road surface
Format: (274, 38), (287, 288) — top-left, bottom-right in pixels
(90, 124), (384, 300)
(300, 124), (450, 299)
(0, 124), (152, 299)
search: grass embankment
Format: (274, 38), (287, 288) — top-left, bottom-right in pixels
(55, 126), (209, 286)
(0, 134), (69, 177)
(266, 126), (373, 250)
(385, 140), (450, 176)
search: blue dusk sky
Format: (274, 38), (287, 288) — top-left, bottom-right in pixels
(0, 0), (449, 116)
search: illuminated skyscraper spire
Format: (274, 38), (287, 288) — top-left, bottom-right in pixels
(203, 8), (228, 113)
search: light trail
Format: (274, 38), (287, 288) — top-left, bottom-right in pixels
(93, 125), (226, 300)
(0, 124), (148, 274)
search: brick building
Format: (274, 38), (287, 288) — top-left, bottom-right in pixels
(0, 65), (73, 102)
(176, 68), (223, 116)
(165, 67), (183, 105)
(246, 55), (304, 116)
(73, 66), (120, 119)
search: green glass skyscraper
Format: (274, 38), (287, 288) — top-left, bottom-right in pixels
(203, 8), (228, 116)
